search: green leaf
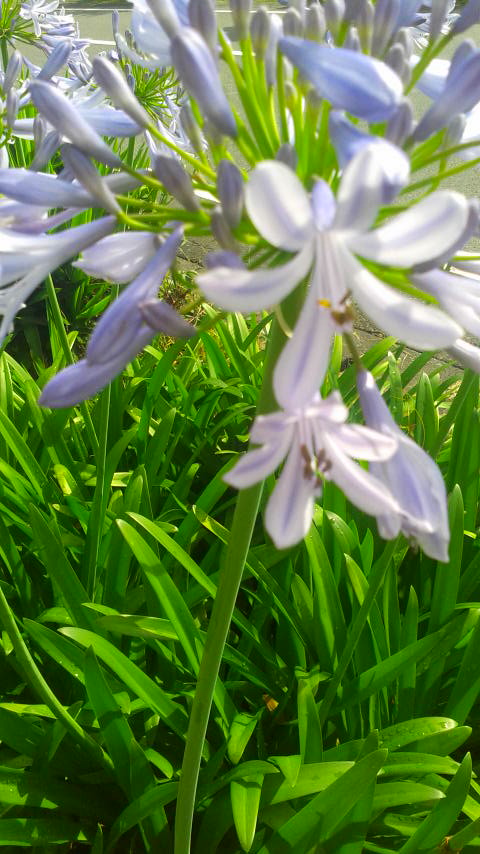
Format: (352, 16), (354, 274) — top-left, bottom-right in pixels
(0, 817), (93, 847)
(257, 750), (387, 854)
(60, 627), (188, 738)
(398, 753), (472, 853)
(227, 711), (262, 765)
(297, 678), (323, 763)
(231, 774), (263, 852)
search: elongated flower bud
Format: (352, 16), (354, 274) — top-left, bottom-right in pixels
(145, 0), (181, 38)
(325, 0), (345, 41)
(217, 160), (244, 228)
(357, 0), (374, 52)
(189, 0), (217, 57)
(153, 154), (200, 211)
(250, 7), (270, 59)
(211, 206), (239, 251)
(29, 80), (121, 168)
(92, 56), (150, 129)
(452, 0), (480, 35)
(385, 98), (413, 145)
(283, 8), (303, 38)
(171, 28), (237, 137)
(344, 26), (360, 51)
(372, 0), (400, 56)
(230, 0), (252, 41)
(61, 145), (121, 215)
(139, 300), (195, 337)
(37, 41), (72, 80)
(429, 0), (451, 42)
(180, 103), (205, 154)
(275, 142), (297, 170)
(6, 89), (18, 128)
(305, 3), (326, 41)
(4, 51), (22, 92)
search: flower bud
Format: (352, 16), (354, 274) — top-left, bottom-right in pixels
(305, 3), (326, 41)
(206, 250), (245, 269)
(250, 6), (270, 59)
(344, 26), (360, 51)
(211, 206), (239, 251)
(275, 142), (297, 170)
(357, 0), (374, 52)
(153, 154), (200, 212)
(37, 41), (72, 80)
(372, 0), (400, 56)
(217, 159), (244, 228)
(139, 300), (195, 337)
(283, 8), (303, 38)
(230, 0), (252, 41)
(452, 0), (480, 35)
(92, 56), (150, 129)
(385, 98), (413, 146)
(189, 0), (217, 58)
(180, 103), (205, 154)
(6, 89), (18, 128)
(444, 113), (467, 149)
(429, 0), (451, 42)
(145, 0), (181, 38)
(4, 50), (22, 93)
(325, 0), (345, 41)
(61, 144), (121, 215)
(171, 28), (237, 137)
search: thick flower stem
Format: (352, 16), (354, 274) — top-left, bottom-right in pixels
(174, 311), (291, 854)
(173, 480), (264, 854)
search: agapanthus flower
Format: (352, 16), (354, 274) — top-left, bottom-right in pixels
(39, 228), (194, 408)
(0, 216), (116, 342)
(225, 390), (399, 549)
(357, 370), (449, 561)
(199, 145), (472, 409)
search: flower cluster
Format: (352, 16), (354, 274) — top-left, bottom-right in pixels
(0, 0), (480, 557)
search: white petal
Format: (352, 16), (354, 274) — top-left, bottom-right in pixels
(335, 144), (409, 232)
(322, 433), (400, 516)
(349, 191), (470, 268)
(224, 435), (291, 490)
(447, 338), (480, 372)
(75, 231), (160, 283)
(349, 258), (462, 349)
(197, 242), (313, 312)
(250, 412), (295, 445)
(334, 424), (397, 461)
(273, 284), (335, 410)
(245, 161), (314, 251)
(265, 440), (316, 549)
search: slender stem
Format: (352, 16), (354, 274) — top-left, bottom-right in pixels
(0, 583), (113, 771)
(174, 313), (288, 854)
(319, 539), (397, 726)
(85, 382), (111, 598)
(45, 275), (98, 456)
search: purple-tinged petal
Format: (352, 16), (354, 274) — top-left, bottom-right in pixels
(139, 300), (195, 337)
(322, 432), (400, 516)
(447, 338), (480, 372)
(273, 284), (335, 410)
(279, 39), (403, 122)
(265, 439), (317, 549)
(29, 80), (121, 169)
(224, 435), (292, 490)
(311, 180), (336, 231)
(245, 161), (314, 251)
(348, 256), (462, 349)
(75, 231), (161, 283)
(334, 142), (409, 232)
(333, 424), (397, 461)
(0, 168), (91, 208)
(197, 242), (314, 312)
(86, 228), (183, 364)
(170, 28), (237, 137)
(349, 191), (470, 268)
(250, 411), (296, 445)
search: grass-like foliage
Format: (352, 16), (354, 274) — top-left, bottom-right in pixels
(0, 288), (479, 852)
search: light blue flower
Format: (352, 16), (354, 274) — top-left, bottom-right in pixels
(39, 229), (194, 408)
(357, 370), (449, 562)
(225, 390), (399, 550)
(199, 147), (470, 409)
(279, 38), (403, 122)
